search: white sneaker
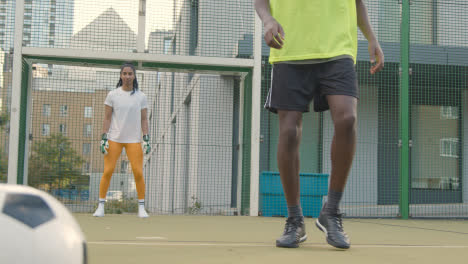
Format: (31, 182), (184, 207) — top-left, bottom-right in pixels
(93, 204), (105, 217)
(138, 205), (149, 218)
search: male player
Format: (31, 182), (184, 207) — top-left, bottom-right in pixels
(255, 0), (384, 249)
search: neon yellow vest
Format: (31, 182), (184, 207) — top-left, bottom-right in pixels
(269, 0), (358, 63)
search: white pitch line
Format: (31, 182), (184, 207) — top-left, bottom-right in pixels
(136, 237), (167, 240)
(89, 242), (270, 247)
(352, 245), (468, 249)
(88, 241), (468, 249)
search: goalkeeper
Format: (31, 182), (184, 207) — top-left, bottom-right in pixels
(93, 62), (151, 218)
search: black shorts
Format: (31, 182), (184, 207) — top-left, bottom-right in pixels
(264, 58), (359, 113)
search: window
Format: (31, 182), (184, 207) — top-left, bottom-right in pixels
(83, 124), (92, 137)
(42, 124), (50, 136)
(440, 106), (459, 120)
(49, 40), (54, 46)
(59, 105), (68, 116)
(59, 124), (67, 135)
(440, 138), (459, 158)
(42, 104), (51, 117)
(163, 38), (172, 54)
(83, 143), (91, 155)
(171, 38), (176, 55)
(82, 162), (90, 173)
(84, 106), (93, 118)
(189, 0), (199, 55)
(121, 160), (128, 173)
(22, 33), (30, 40)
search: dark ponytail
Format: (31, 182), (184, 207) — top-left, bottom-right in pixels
(116, 62), (139, 95)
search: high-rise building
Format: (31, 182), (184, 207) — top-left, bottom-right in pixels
(0, 0), (74, 51)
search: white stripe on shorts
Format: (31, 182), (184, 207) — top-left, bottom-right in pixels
(264, 65), (274, 109)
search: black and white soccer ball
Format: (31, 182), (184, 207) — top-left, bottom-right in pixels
(0, 184), (87, 264)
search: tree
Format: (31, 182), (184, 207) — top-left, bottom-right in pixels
(0, 110), (9, 128)
(28, 133), (85, 191)
(0, 153), (7, 182)
(0, 111), (9, 182)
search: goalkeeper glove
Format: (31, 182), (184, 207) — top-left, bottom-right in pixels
(143, 134), (151, 154)
(100, 133), (109, 155)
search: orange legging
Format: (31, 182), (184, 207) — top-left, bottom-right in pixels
(98, 140), (145, 200)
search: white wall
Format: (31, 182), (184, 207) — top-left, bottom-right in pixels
(463, 91), (468, 203)
(322, 85), (379, 206)
(146, 73), (236, 214)
(437, 2), (468, 48)
(199, 0), (254, 58)
(195, 76), (234, 213)
(145, 0), (249, 214)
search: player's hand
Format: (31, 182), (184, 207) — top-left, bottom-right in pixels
(100, 133), (109, 155)
(263, 16), (285, 49)
(368, 39), (384, 74)
(143, 134), (151, 155)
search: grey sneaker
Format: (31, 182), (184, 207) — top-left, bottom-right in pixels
(276, 216), (307, 248)
(315, 209), (350, 249)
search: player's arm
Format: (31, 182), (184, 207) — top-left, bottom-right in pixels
(356, 0), (384, 74)
(102, 105), (112, 134)
(255, 0), (284, 49)
(100, 105), (112, 154)
(141, 108), (148, 136)
(141, 108), (151, 154)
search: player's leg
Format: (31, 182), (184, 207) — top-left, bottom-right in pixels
(328, 95), (357, 194)
(93, 140), (124, 217)
(316, 95), (356, 248)
(266, 64), (317, 248)
(278, 110), (303, 207)
(315, 58), (358, 249)
(275, 110), (307, 248)
(125, 143), (148, 218)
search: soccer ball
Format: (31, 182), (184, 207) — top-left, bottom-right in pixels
(0, 184), (87, 264)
